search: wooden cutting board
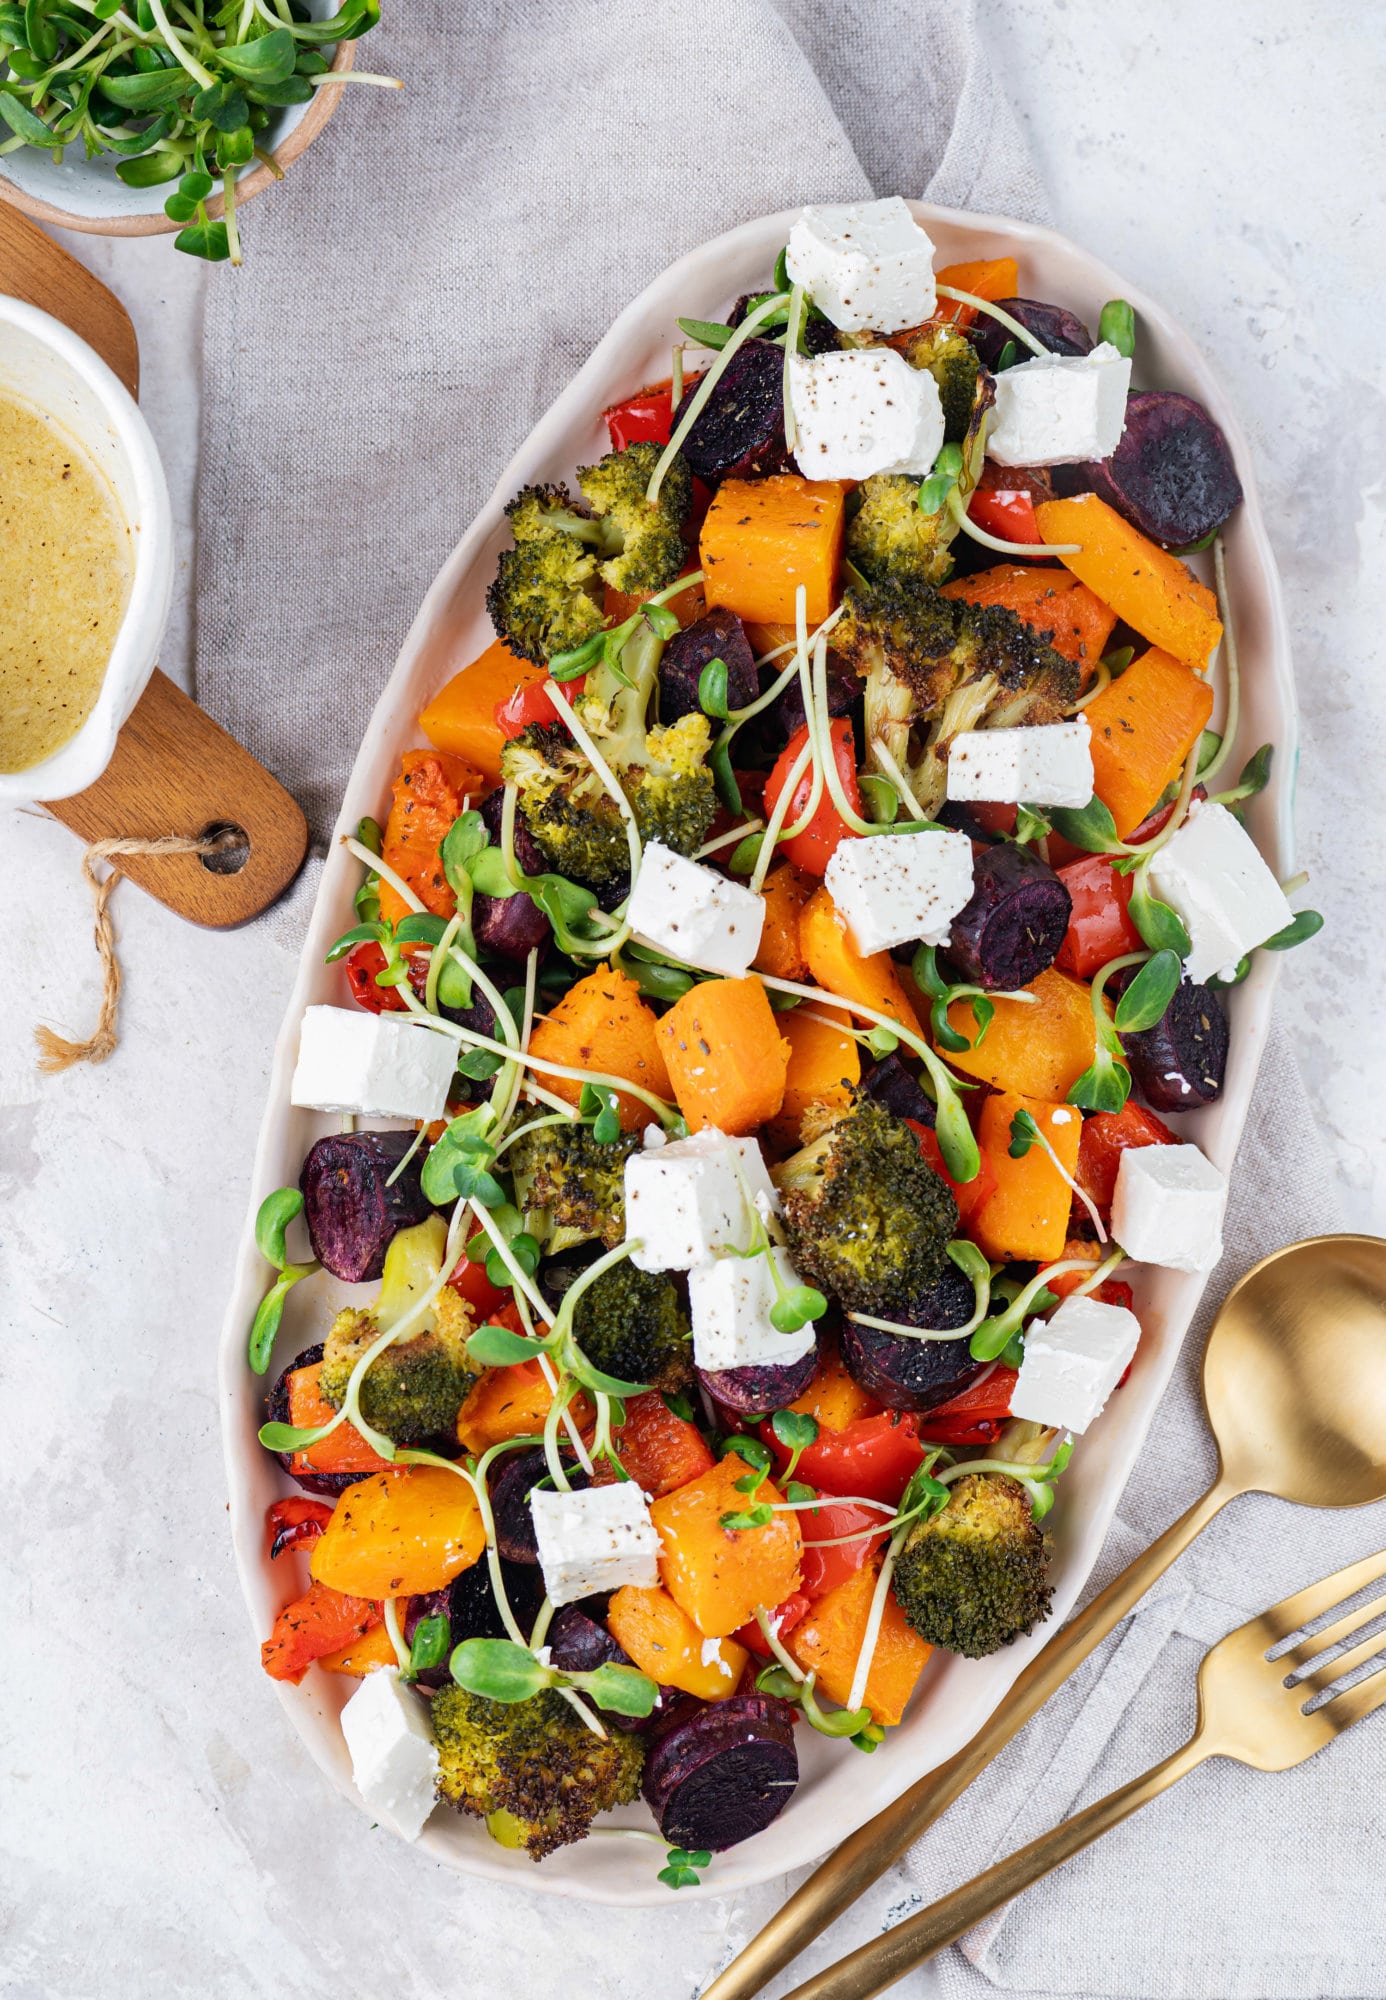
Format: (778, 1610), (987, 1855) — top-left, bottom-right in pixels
(2, 206), (309, 927)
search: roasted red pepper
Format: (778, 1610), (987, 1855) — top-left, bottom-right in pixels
(1074, 1102), (1175, 1213)
(965, 462), (1054, 553)
(797, 1498), (890, 1597)
(914, 1365), (1019, 1447)
(261, 1578), (382, 1685)
(495, 675), (584, 740)
(1054, 853), (1144, 980)
(764, 1408), (927, 1506)
(343, 940), (408, 1013)
(733, 1592), (812, 1658)
(589, 1391), (715, 1499)
(909, 1118), (999, 1227)
(763, 719), (863, 875)
(604, 377), (700, 452)
(447, 1255), (513, 1321)
(266, 1496), (333, 1561)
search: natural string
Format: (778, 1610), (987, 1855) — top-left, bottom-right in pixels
(35, 830), (241, 1073)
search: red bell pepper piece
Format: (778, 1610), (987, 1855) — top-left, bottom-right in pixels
(266, 1497), (333, 1561)
(915, 1365), (1019, 1447)
(797, 1498), (890, 1597)
(589, 1391), (715, 1499)
(763, 719), (863, 875)
(1075, 1102), (1175, 1214)
(764, 1408), (927, 1506)
(344, 940), (408, 1014)
(604, 376), (701, 452)
(908, 1119), (999, 1226)
(447, 1255), (513, 1321)
(967, 484), (1042, 547)
(733, 1592), (812, 1658)
(495, 675), (584, 741)
(1054, 853), (1144, 980)
(261, 1578), (382, 1685)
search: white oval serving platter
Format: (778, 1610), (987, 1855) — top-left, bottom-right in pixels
(219, 200), (1295, 1903)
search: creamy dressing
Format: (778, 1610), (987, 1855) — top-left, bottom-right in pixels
(0, 395), (132, 773)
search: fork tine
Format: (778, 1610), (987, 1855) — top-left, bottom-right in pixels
(1314, 1659), (1386, 1734)
(1296, 1624), (1386, 1698)
(1284, 1589), (1386, 1673)
(1257, 1550), (1386, 1646)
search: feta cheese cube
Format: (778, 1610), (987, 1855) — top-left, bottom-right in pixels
(339, 1667), (439, 1841)
(823, 827), (974, 953)
(788, 349), (944, 482)
(529, 1482), (661, 1606)
(1147, 800), (1294, 984)
(290, 1005), (457, 1120)
(947, 718), (1093, 808)
(987, 342), (1131, 467)
(785, 197), (937, 333)
(627, 841), (765, 978)
(1111, 1142), (1227, 1273)
(688, 1247), (817, 1374)
(624, 1128), (778, 1272)
(1010, 1294), (1142, 1434)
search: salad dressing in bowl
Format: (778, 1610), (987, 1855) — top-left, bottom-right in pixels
(0, 393), (133, 774)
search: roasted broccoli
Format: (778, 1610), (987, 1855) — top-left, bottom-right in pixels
(432, 1683), (644, 1860)
(487, 442), (693, 664)
(319, 1287), (475, 1449)
(509, 1118), (639, 1252)
(847, 473), (959, 591)
(833, 577), (1080, 816)
(890, 1471), (1053, 1658)
(566, 1257), (694, 1393)
(501, 622), (716, 893)
(896, 322), (982, 442)
(772, 1092), (958, 1317)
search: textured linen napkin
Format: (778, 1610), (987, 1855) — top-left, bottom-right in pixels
(196, 5), (1384, 1993)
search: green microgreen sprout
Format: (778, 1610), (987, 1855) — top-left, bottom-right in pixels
(0, 2), (395, 264)
(1066, 952), (1148, 1114)
(770, 1407), (819, 1481)
(353, 815), (383, 921)
(661, 1389), (698, 1423)
(911, 943), (1036, 1055)
(405, 1614), (450, 1681)
(1011, 804), (1053, 846)
(970, 1245), (1126, 1367)
(697, 656), (729, 720)
(1261, 909), (1324, 952)
(917, 441), (964, 517)
(578, 1081), (623, 1145)
(449, 1636), (659, 1718)
(750, 1607), (874, 1743)
(247, 1185), (319, 1373)
(658, 1846), (713, 1890)
(1098, 299), (1137, 359)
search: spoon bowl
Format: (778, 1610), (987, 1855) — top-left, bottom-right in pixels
(1204, 1234), (1386, 1508)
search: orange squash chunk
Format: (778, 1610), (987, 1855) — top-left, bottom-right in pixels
(378, 748), (488, 926)
(787, 1336), (881, 1432)
(653, 1457), (803, 1638)
(607, 1584), (749, 1701)
(786, 1559), (932, 1727)
(1084, 646), (1216, 837)
(419, 637), (547, 787)
(455, 1358), (593, 1456)
(701, 475), (846, 626)
(768, 1004), (860, 1149)
(310, 1466), (485, 1599)
(754, 861), (814, 982)
(1034, 493), (1223, 670)
(971, 1090), (1084, 1264)
(944, 966), (1101, 1104)
(942, 565), (1117, 678)
(799, 885), (922, 1037)
(527, 963), (673, 1132)
(656, 976), (789, 1135)
(317, 1622), (400, 1678)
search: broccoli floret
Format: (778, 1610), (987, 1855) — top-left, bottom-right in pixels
(319, 1285), (476, 1449)
(890, 1471), (1053, 1658)
(833, 578), (1080, 817)
(487, 444), (692, 664)
(896, 323), (981, 443)
(509, 1120), (639, 1252)
(847, 472), (960, 591)
(566, 1258), (694, 1394)
(501, 614), (716, 893)
(772, 1092), (958, 1317)
(432, 1683), (644, 1860)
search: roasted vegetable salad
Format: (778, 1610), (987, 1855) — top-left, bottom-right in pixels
(246, 199), (1320, 1881)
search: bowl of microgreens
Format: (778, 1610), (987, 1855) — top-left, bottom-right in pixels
(0, 0), (395, 264)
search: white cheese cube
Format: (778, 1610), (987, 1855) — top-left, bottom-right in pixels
(624, 1128), (778, 1272)
(823, 827), (974, 954)
(339, 1667), (439, 1841)
(1010, 1294), (1142, 1434)
(529, 1482), (661, 1607)
(788, 349), (944, 482)
(627, 840), (765, 978)
(1147, 800), (1294, 984)
(688, 1247), (817, 1374)
(785, 197), (937, 333)
(987, 342), (1131, 467)
(1111, 1142), (1227, 1273)
(290, 1005), (456, 1120)
(947, 718), (1093, 808)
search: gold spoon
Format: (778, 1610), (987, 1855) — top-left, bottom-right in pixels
(702, 1234), (1386, 2000)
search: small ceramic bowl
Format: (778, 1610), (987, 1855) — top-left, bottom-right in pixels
(0, 298), (173, 805)
(0, 8), (354, 237)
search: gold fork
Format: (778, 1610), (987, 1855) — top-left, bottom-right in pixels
(771, 1546), (1386, 2000)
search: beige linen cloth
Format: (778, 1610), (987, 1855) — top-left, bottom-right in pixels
(196, 3), (1384, 1991)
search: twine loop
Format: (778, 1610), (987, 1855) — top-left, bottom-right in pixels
(35, 828), (243, 1073)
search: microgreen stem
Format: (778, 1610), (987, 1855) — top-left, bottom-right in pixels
(846, 1519), (908, 1713)
(935, 285), (1049, 355)
(782, 281), (805, 454)
(144, 0), (214, 85)
(1196, 537), (1239, 785)
(694, 817), (764, 860)
(945, 481), (1082, 558)
(383, 1595), (411, 1673)
(749, 732), (814, 894)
